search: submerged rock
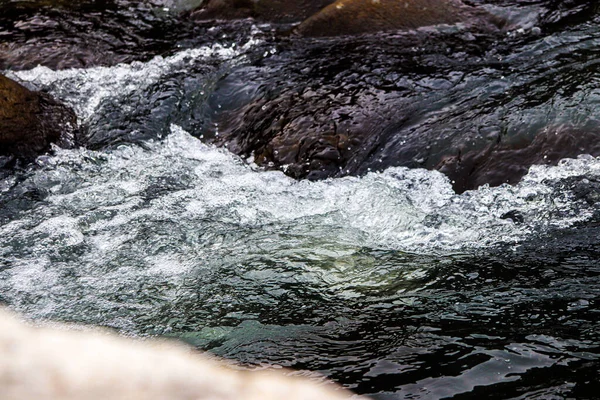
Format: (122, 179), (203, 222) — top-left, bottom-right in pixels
(295, 0), (500, 37)
(0, 308), (356, 400)
(190, 0), (335, 23)
(0, 74), (77, 160)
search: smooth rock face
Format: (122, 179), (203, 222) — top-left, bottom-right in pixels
(437, 126), (600, 193)
(0, 74), (77, 160)
(0, 308), (357, 400)
(190, 0), (335, 23)
(209, 30), (499, 186)
(295, 0), (495, 37)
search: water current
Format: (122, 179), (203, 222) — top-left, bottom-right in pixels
(2, 0), (600, 398)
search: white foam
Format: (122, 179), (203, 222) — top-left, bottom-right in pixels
(7, 36), (262, 122)
(2, 46), (599, 326)
(2, 124), (593, 258)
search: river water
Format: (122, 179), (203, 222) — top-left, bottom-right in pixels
(2, 1), (600, 398)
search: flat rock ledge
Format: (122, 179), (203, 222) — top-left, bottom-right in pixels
(0, 308), (360, 400)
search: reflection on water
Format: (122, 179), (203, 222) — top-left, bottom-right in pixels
(2, 0), (600, 398)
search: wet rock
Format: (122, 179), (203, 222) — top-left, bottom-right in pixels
(202, 1), (600, 195)
(500, 210), (524, 224)
(436, 127), (600, 193)
(539, 0), (600, 32)
(295, 0), (500, 37)
(207, 30), (505, 185)
(190, 0), (335, 23)
(0, 0), (191, 70)
(189, 0), (256, 20)
(0, 74), (77, 160)
(0, 308), (357, 400)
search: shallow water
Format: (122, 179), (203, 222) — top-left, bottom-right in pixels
(2, 1), (600, 398)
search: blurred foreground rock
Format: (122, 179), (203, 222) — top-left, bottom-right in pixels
(0, 308), (357, 400)
(0, 74), (77, 160)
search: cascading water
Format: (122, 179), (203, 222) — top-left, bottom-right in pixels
(2, 1), (600, 398)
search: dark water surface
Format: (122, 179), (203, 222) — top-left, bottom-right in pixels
(2, 0), (600, 398)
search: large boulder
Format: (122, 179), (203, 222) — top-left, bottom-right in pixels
(206, 29), (497, 185)
(0, 74), (77, 160)
(0, 308), (358, 400)
(202, 8), (599, 194)
(295, 0), (499, 37)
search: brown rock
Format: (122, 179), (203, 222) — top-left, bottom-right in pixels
(0, 74), (77, 160)
(0, 308), (359, 400)
(295, 0), (497, 37)
(190, 0), (335, 23)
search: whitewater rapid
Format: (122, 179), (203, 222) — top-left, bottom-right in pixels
(2, 40), (599, 331)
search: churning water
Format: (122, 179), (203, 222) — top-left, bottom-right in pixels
(2, 1), (600, 398)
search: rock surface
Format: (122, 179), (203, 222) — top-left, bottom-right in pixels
(0, 0), (190, 70)
(205, 15), (600, 194)
(0, 308), (357, 400)
(190, 0), (335, 23)
(437, 126), (600, 193)
(295, 0), (498, 37)
(0, 74), (77, 160)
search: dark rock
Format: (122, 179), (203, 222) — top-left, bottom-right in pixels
(190, 0), (256, 20)
(0, 74), (77, 160)
(207, 30), (501, 186)
(500, 210), (524, 224)
(190, 0), (335, 23)
(295, 0), (501, 37)
(539, 0), (600, 33)
(0, 0), (191, 70)
(204, 13), (600, 194)
(436, 127), (600, 193)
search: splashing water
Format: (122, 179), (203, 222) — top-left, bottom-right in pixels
(3, 10), (600, 398)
